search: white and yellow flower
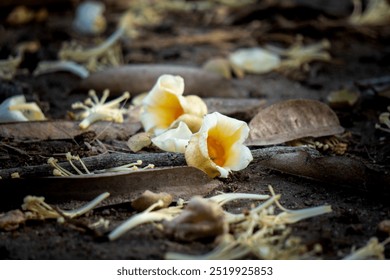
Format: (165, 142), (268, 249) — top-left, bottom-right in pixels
(185, 112), (253, 178)
(0, 95), (46, 123)
(140, 74), (207, 135)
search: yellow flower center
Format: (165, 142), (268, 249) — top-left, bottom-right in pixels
(151, 92), (184, 129)
(207, 135), (226, 167)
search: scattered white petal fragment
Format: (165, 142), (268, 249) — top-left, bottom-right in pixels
(151, 121), (192, 153)
(0, 95), (46, 123)
(141, 74), (207, 135)
(185, 112), (253, 178)
(33, 61), (89, 78)
(228, 48), (281, 74)
(73, 1), (106, 35)
(72, 89), (130, 129)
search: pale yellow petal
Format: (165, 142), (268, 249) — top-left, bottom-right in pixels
(173, 114), (204, 133)
(181, 95), (208, 117)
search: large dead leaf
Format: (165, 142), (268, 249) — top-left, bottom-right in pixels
(246, 99), (344, 146)
(0, 167), (220, 209)
(0, 120), (141, 140)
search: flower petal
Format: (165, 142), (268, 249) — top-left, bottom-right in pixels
(181, 95), (208, 118)
(152, 121), (192, 153)
(185, 131), (221, 178)
(172, 114), (204, 133)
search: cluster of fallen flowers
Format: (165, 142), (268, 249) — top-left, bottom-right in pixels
(107, 186), (334, 260)
(139, 74), (253, 178)
(1, 187), (388, 259)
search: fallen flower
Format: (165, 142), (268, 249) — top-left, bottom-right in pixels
(140, 74), (207, 135)
(375, 106), (390, 133)
(343, 237), (390, 260)
(0, 95), (46, 123)
(266, 37), (331, 72)
(185, 112), (253, 178)
(22, 192), (110, 220)
(71, 89), (129, 129)
(349, 0), (390, 26)
(0, 210), (26, 231)
(73, 1), (106, 35)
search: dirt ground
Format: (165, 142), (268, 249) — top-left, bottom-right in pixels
(0, 0), (389, 259)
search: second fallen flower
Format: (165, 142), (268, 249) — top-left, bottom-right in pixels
(185, 112), (253, 178)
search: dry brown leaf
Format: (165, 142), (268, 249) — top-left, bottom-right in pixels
(0, 167), (220, 209)
(0, 120), (141, 140)
(131, 190), (173, 212)
(246, 99), (344, 146)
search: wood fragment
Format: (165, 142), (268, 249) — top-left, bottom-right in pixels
(78, 64), (248, 98)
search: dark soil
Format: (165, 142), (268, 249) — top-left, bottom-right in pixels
(0, 0), (389, 259)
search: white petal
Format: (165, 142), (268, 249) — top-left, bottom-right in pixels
(225, 143), (253, 171)
(229, 48), (281, 74)
(0, 95), (29, 122)
(152, 122), (192, 153)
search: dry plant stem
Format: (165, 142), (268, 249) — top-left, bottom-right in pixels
(60, 192), (110, 219)
(0, 146), (388, 193)
(108, 200), (165, 241)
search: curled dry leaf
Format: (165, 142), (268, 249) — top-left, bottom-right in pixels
(246, 99), (344, 146)
(163, 196), (227, 241)
(131, 190), (173, 212)
(0, 209), (26, 231)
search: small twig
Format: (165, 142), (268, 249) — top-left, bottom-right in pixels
(0, 142), (30, 156)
